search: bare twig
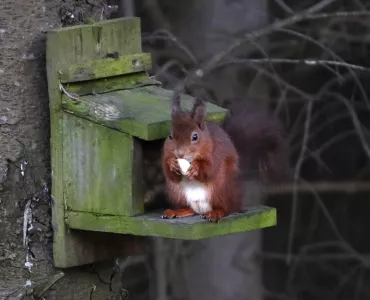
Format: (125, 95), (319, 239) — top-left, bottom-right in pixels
(259, 252), (370, 262)
(331, 263), (363, 298)
(276, 27), (370, 105)
(266, 181), (370, 194)
(352, 0), (367, 10)
(285, 241), (367, 293)
(233, 57), (370, 73)
(311, 129), (356, 156)
(180, 0), (337, 87)
(305, 180), (370, 267)
(238, 37), (286, 100)
(143, 0), (171, 31)
(320, 28), (370, 44)
(355, 267), (366, 300)
(155, 59), (188, 78)
(276, 27), (343, 78)
(142, 30), (198, 64)
(324, 92), (370, 157)
(287, 100), (313, 264)
(303, 10), (370, 20)
(290, 101), (359, 153)
(215, 60), (314, 101)
(273, 0), (294, 14)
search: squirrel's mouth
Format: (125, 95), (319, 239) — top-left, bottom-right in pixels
(183, 156), (193, 163)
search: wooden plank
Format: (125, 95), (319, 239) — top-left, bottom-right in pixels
(61, 85), (229, 141)
(59, 53), (152, 83)
(63, 114), (143, 217)
(65, 206), (277, 240)
(46, 17), (145, 268)
(62, 73), (159, 96)
(132, 137), (144, 217)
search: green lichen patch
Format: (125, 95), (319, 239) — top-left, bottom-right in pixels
(63, 73), (159, 96)
(63, 115), (143, 217)
(47, 16), (145, 268)
(59, 53), (152, 83)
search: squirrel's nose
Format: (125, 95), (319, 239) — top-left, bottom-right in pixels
(177, 150), (185, 158)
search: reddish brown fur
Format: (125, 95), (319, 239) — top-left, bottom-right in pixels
(162, 208), (196, 219)
(162, 108), (243, 221)
(162, 93), (290, 222)
(201, 209), (227, 222)
(222, 101), (291, 183)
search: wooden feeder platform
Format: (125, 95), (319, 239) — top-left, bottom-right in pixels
(46, 17), (276, 268)
(66, 206), (275, 240)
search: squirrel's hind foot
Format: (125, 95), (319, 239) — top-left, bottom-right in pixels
(200, 209), (226, 223)
(161, 208), (196, 219)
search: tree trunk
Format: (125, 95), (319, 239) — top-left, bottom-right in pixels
(0, 1), (140, 299)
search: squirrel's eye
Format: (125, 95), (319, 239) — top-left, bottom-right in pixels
(169, 130), (173, 140)
(191, 132), (198, 142)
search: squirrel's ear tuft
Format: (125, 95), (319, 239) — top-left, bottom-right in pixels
(171, 90), (182, 116)
(191, 97), (206, 130)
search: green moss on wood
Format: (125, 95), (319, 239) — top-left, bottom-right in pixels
(61, 85), (229, 141)
(46, 16), (145, 268)
(46, 15), (276, 268)
(48, 17), (142, 69)
(59, 53), (152, 83)
(65, 205), (277, 240)
(63, 114), (143, 216)
(63, 73), (160, 96)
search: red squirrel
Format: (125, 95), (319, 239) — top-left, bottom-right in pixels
(161, 91), (290, 222)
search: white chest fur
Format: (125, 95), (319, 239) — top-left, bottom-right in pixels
(181, 179), (212, 214)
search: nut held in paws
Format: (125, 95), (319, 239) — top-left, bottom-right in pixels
(177, 158), (190, 175)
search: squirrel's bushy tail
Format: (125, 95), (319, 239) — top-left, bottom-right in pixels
(222, 101), (291, 184)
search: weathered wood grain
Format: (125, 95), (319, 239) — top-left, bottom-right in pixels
(63, 114), (143, 216)
(61, 85), (229, 141)
(47, 16), (277, 270)
(59, 53), (152, 83)
(65, 206), (277, 240)
(62, 72), (159, 96)
(46, 17), (145, 268)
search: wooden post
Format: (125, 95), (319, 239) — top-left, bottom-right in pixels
(46, 17), (145, 268)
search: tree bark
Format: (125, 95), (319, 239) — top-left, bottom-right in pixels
(0, 0), (58, 297)
(0, 1), (137, 299)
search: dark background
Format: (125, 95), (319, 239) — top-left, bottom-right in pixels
(1, 0), (370, 299)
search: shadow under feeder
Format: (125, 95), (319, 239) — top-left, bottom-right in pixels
(46, 17), (277, 268)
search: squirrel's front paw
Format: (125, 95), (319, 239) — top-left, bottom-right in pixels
(168, 158), (181, 175)
(187, 161), (199, 180)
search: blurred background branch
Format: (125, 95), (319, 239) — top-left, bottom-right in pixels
(106, 0), (370, 299)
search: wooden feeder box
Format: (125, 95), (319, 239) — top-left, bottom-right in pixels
(46, 17), (277, 268)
